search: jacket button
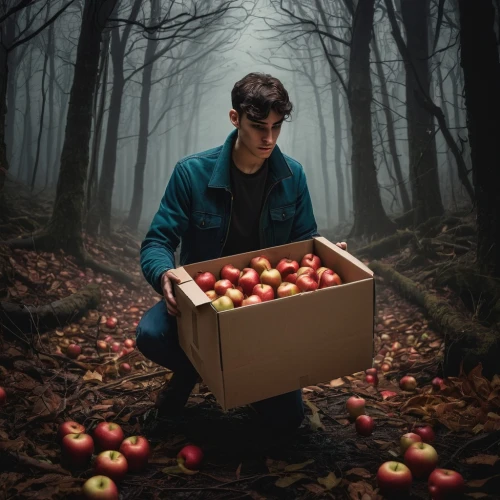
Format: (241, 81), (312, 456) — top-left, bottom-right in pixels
(282, 213), (286, 219)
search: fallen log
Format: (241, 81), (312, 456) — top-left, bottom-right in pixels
(353, 230), (415, 258)
(369, 260), (500, 379)
(0, 283), (101, 334)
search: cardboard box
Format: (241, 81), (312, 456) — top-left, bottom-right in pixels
(173, 236), (374, 410)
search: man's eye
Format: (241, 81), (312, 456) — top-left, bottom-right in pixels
(273, 124), (282, 129)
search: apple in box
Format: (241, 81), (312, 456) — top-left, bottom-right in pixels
(225, 288), (244, 307)
(238, 268), (260, 296)
(296, 274), (318, 292)
(82, 475), (119, 500)
(205, 290), (218, 300)
(284, 272), (297, 284)
(194, 271), (216, 292)
(220, 264), (240, 285)
(319, 270), (342, 288)
(297, 266), (319, 282)
(212, 296), (234, 311)
(250, 255), (271, 275)
(260, 269), (282, 291)
(214, 279), (234, 297)
(300, 253), (322, 270)
(252, 283), (274, 302)
(276, 282), (300, 298)
(276, 258), (299, 279)
(241, 295), (262, 307)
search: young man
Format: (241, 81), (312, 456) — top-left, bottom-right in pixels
(137, 73), (346, 433)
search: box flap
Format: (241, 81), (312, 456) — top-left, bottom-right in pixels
(170, 266), (192, 284)
(176, 280), (212, 307)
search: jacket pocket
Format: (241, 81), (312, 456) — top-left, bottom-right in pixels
(192, 211), (222, 230)
(270, 204), (296, 245)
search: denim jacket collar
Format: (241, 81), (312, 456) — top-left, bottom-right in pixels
(208, 129), (293, 190)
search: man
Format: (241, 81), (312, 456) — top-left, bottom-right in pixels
(137, 73), (346, 433)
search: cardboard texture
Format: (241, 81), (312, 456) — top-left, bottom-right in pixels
(174, 237), (375, 410)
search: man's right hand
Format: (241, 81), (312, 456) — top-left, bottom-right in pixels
(161, 270), (182, 316)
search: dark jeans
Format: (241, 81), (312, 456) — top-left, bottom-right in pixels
(136, 299), (305, 432)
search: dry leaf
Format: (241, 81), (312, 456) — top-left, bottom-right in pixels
(330, 378), (345, 388)
(303, 483), (328, 494)
(235, 462), (242, 480)
(83, 370), (103, 382)
(467, 474), (500, 488)
(374, 440), (393, 450)
(275, 473), (307, 487)
(463, 454), (499, 466)
(346, 468), (372, 478)
(317, 472), (341, 490)
(284, 459), (314, 471)
(266, 459), (288, 473)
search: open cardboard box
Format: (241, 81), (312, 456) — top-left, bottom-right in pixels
(173, 236), (374, 410)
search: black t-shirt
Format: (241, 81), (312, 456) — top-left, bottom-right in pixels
(221, 159), (269, 257)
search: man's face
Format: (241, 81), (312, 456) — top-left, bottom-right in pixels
(230, 109), (284, 159)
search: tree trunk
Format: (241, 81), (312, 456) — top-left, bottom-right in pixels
(348, 0), (396, 239)
(22, 48), (34, 186)
(5, 11), (17, 168)
(0, 45), (8, 195)
(459, 0), (500, 278)
(52, 65), (70, 186)
(45, 22), (55, 189)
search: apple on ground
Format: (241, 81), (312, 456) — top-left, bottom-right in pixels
(276, 258), (299, 279)
(432, 377), (444, 391)
(58, 421), (86, 441)
(400, 432), (422, 454)
(319, 270), (342, 288)
(241, 295), (262, 307)
(355, 415), (375, 436)
(212, 295), (234, 312)
(365, 368), (377, 376)
(399, 375), (418, 391)
(404, 442), (438, 478)
(106, 317), (118, 329)
(381, 362), (392, 373)
(96, 340), (108, 352)
(104, 335), (114, 343)
(238, 268), (260, 296)
(66, 344), (82, 359)
(119, 436), (151, 472)
(284, 272), (297, 284)
(365, 374), (378, 386)
(194, 271), (216, 292)
(220, 264), (241, 285)
(119, 363), (132, 376)
(276, 282), (300, 298)
(214, 279), (234, 297)
(123, 338), (135, 348)
(300, 253), (322, 270)
(110, 342), (121, 353)
(296, 274), (319, 292)
(82, 475), (119, 500)
(346, 396), (366, 419)
(428, 468), (465, 499)
(93, 422), (125, 451)
(249, 255), (271, 275)
(225, 288), (244, 307)
(205, 290), (218, 300)
(413, 425), (435, 443)
(0, 386), (6, 406)
(260, 268), (282, 290)
(93, 450), (128, 483)
(297, 266), (319, 282)
(62, 433), (94, 467)
(177, 444), (204, 471)
(252, 283), (275, 302)
(376, 461), (413, 497)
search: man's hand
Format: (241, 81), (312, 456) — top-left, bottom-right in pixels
(336, 241), (347, 251)
(161, 270), (182, 316)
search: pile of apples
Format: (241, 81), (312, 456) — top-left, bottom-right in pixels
(345, 394), (465, 499)
(193, 253), (343, 311)
(58, 420), (204, 499)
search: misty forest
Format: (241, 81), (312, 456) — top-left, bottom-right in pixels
(1, 0), (500, 498)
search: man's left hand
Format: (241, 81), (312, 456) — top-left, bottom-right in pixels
(336, 241), (347, 251)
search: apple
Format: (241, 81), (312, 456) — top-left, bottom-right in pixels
(225, 288), (244, 307)
(104, 335), (114, 343)
(177, 444), (204, 471)
(365, 374), (378, 386)
(62, 433), (94, 467)
(296, 274), (319, 292)
(284, 272), (297, 284)
(0, 387), (6, 406)
(93, 422), (124, 451)
(376, 461), (413, 497)
(214, 279), (234, 296)
(276, 258), (299, 279)
(381, 362), (391, 373)
(241, 295), (262, 307)
(250, 255), (271, 275)
(106, 317), (118, 329)
(319, 270), (342, 288)
(392, 341), (402, 351)
(355, 415), (374, 436)
(123, 338), (135, 348)
(252, 283), (274, 302)
(194, 271), (216, 292)
(211, 295), (234, 312)
(111, 342), (121, 353)
(300, 253), (322, 270)
(120, 347), (134, 356)
(119, 363), (132, 376)
(96, 340), (108, 352)
(346, 396), (366, 419)
(276, 282), (300, 298)
(260, 268), (282, 290)
(399, 375), (417, 391)
(93, 450), (128, 483)
(205, 290), (218, 300)
(220, 264), (241, 285)
(238, 268), (260, 296)
(58, 421), (86, 441)
(82, 475), (119, 500)
(432, 377), (443, 391)
(316, 266), (329, 280)
(297, 266), (319, 282)
(428, 468), (465, 499)
(413, 425), (435, 443)
(119, 436), (151, 472)
(66, 344), (82, 359)
(404, 442), (438, 478)
(365, 368), (377, 376)
(400, 432), (422, 454)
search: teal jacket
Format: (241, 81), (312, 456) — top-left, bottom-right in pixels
(140, 129), (319, 295)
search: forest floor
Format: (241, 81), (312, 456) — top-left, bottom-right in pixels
(1, 178), (499, 500)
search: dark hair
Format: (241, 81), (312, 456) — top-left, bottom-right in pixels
(231, 73), (293, 121)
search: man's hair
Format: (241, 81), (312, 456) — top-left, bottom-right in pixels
(231, 72), (293, 121)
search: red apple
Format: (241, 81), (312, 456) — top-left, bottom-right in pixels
(205, 290), (218, 300)
(404, 442), (438, 478)
(0, 387), (6, 406)
(316, 266), (329, 280)
(194, 271), (217, 292)
(225, 288), (244, 307)
(297, 266), (319, 282)
(119, 363), (132, 376)
(284, 272), (297, 284)
(220, 264), (241, 285)
(355, 415), (374, 436)
(177, 444), (204, 471)
(123, 338), (135, 348)
(96, 340), (108, 352)
(94, 450), (128, 483)
(376, 461), (413, 497)
(82, 475), (119, 500)
(260, 268), (282, 290)
(381, 362), (391, 373)
(241, 295), (262, 307)
(67, 344), (82, 359)
(214, 279), (234, 296)
(432, 377), (443, 391)
(250, 255), (271, 275)
(119, 436), (150, 472)
(106, 317), (118, 329)
(104, 335), (114, 343)
(413, 425), (435, 443)
(58, 421), (86, 441)
(428, 468), (465, 499)
(276, 281), (300, 298)
(93, 422), (124, 451)
(62, 433), (94, 467)
(276, 258), (299, 279)
(296, 274), (318, 292)
(399, 375), (417, 391)
(111, 342), (121, 353)
(365, 368), (378, 376)
(319, 270), (342, 288)
(300, 253), (322, 270)
(252, 283), (274, 302)
(400, 432), (422, 454)
(365, 374), (378, 386)
(238, 268), (260, 296)
(346, 396), (366, 419)
(211, 295), (234, 312)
